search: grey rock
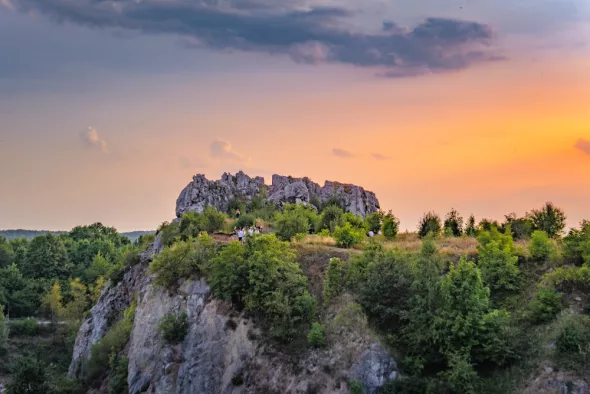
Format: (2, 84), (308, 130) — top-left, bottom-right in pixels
(176, 172), (380, 218)
(348, 343), (398, 394)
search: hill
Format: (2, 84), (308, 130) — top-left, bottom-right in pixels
(0, 229), (154, 242)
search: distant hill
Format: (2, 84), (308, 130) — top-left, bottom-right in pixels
(0, 229), (154, 243)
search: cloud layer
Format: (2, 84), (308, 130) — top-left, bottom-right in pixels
(8, 0), (500, 77)
(575, 138), (590, 155)
(372, 153), (390, 160)
(80, 127), (108, 153)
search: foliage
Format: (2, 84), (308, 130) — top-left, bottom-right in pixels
(23, 234), (71, 279)
(478, 219), (500, 233)
(0, 304), (7, 350)
(348, 380), (363, 394)
(108, 356), (128, 394)
(477, 230), (521, 301)
(527, 288), (563, 324)
(319, 205), (344, 233)
(417, 211), (442, 238)
(274, 204), (314, 241)
(7, 354), (49, 394)
(382, 211), (400, 240)
(321, 195), (343, 211)
(526, 202), (566, 238)
(322, 257), (347, 307)
(333, 222), (364, 248)
(179, 207), (226, 238)
(158, 311), (189, 344)
(210, 235), (315, 340)
(541, 265), (590, 293)
(502, 213), (533, 240)
(307, 322), (325, 347)
(562, 221), (590, 265)
(555, 315), (590, 370)
(443, 208), (463, 237)
(149, 235), (216, 288)
(528, 230), (557, 262)
(87, 301), (136, 381)
(0, 236), (15, 269)
(364, 211), (383, 233)
(9, 318), (40, 337)
(235, 213), (256, 229)
(465, 215), (477, 237)
(157, 221), (181, 248)
(343, 212), (368, 232)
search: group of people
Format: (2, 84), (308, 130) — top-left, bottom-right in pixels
(234, 225), (263, 242)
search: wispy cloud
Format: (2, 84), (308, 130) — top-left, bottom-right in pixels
(372, 153), (390, 160)
(80, 127), (108, 153)
(179, 155), (206, 169)
(332, 148), (355, 158)
(575, 138), (590, 155)
(210, 140), (250, 163)
(8, 0), (501, 78)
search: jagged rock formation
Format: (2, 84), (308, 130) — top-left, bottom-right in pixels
(68, 237), (398, 394)
(176, 171), (380, 218)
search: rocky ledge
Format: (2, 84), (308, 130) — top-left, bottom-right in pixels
(175, 172), (380, 218)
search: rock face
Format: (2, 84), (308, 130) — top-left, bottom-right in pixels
(69, 240), (397, 394)
(175, 171), (380, 218)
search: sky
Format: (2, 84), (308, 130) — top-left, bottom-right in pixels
(0, 0), (589, 232)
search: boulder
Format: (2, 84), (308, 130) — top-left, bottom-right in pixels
(348, 343), (398, 394)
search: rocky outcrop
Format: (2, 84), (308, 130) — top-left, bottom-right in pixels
(69, 241), (397, 394)
(175, 172), (380, 218)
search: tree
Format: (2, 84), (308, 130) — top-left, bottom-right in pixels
(274, 204), (314, 241)
(477, 232), (521, 300)
(418, 211), (442, 238)
(527, 202), (566, 238)
(333, 222), (364, 248)
(502, 213), (533, 240)
(0, 236), (14, 268)
(443, 209), (463, 237)
(364, 212), (383, 233)
(529, 230), (557, 262)
(7, 354), (49, 394)
(320, 205), (344, 233)
(465, 215), (477, 237)
(563, 221), (590, 265)
(0, 304), (7, 351)
(382, 211), (400, 240)
(23, 234), (70, 279)
(43, 282), (64, 327)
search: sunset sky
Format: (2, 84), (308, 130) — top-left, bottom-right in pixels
(1, 0), (589, 232)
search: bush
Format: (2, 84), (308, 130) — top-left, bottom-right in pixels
(364, 211), (382, 233)
(527, 202), (566, 238)
(7, 354), (49, 394)
(348, 380), (363, 394)
(541, 265), (590, 293)
(157, 221), (181, 247)
(235, 214), (255, 229)
(9, 318), (40, 337)
(343, 212), (368, 232)
(108, 355), (128, 394)
(210, 235), (316, 341)
(333, 223), (364, 248)
(274, 204), (314, 241)
(319, 205), (344, 233)
(382, 211), (400, 240)
(563, 221), (590, 265)
(307, 322), (325, 347)
(502, 213), (533, 240)
(87, 301), (136, 381)
(477, 233), (521, 301)
(0, 304), (7, 350)
(443, 208), (463, 237)
(555, 315), (590, 369)
(158, 311), (189, 344)
(527, 288), (563, 324)
(149, 235), (216, 288)
(465, 215), (477, 236)
(418, 211), (441, 238)
(529, 230), (557, 262)
(323, 257), (347, 307)
(200, 206), (227, 233)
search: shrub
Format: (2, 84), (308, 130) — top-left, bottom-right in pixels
(465, 215), (477, 236)
(158, 221), (181, 247)
(555, 315), (590, 369)
(333, 223), (364, 248)
(9, 318), (39, 337)
(527, 288), (563, 324)
(7, 354), (49, 394)
(307, 322), (326, 347)
(108, 355), (128, 394)
(150, 235), (216, 288)
(348, 380), (363, 394)
(317, 229), (331, 237)
(0, 304), (7, 350)
(158, 311), (189, 344)
(541, 265), (590, 293)
(477, 235), (521, 300)
(210, 235), (316, 341)
(529, 230), (557, 262)
(478, 219), (500, 233)
(527, 202), (566, 238)
(322, 257), (347, 307)
(418, 211), (441, 238)
(563, 221), (590, 265)
(443, 208), (463, 237)
(235, 213), (256, 229)
(200, 206), (227, 233)
(382, 211), (400, 240)
(87, 301), (136, 381)
(502, 213), (533, 240)
(343, 212), (368, 232)
(274, 204), (313, 241)
(364, 211), (382, 233)
(319, 205), (344, 233)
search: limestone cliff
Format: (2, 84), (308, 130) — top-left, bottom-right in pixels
(175, 172), (380, 218)
(68, 235), (397, 394)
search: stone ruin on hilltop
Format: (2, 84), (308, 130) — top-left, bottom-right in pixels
(175, 171), (380, 218)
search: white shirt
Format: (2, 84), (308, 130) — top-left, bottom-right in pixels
(368, 231), (374, 237)
(238, 230), (244, 238)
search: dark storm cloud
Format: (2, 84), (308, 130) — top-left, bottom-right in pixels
(7, 0), (500, 76)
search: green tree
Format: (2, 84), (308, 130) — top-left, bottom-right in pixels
(364, 211), (383, 233)
(443, 208), (463, 237)
(23, 234), (70, 279)
(477, 231), (521, 300)
(333, 222), (364, 248)
(563, 221), (590, 265)
(382, 211), (400, 240)
(0, 304), (7, 351)
(502, 213), (533, 240)
(529, 230), (557, 262)
(201, 206), (226, 233)
(84, 252), (112, 283)
(274, 204), (313, 241)
(527, 202), (567, 238)
(418, 211), (442, 238)
(0, 236), (14, 268)
(319, 205), (344, 233)
(343, 212), (368, 232)
(7, 354), (49, 394)
(465, 215), (477, 237)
